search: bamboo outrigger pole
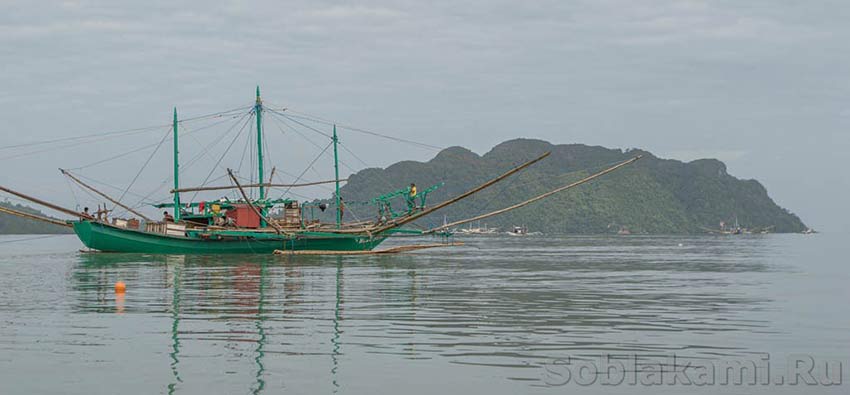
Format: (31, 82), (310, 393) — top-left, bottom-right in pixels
(0, 205), (72, 228)
(169, 179), (347, 194)
(424, 155), (643, 234)
(60, 169), (152, 221)
(274, 242), (464, 255)
(0, 185), (94, 220)
(370, 151), (552, 234)
(227, 168), (285, 235)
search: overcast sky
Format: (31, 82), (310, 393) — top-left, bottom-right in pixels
(1, 0), (847, 232)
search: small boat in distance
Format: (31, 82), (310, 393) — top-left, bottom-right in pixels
(702, 216), (775, 235)
(457, 221), (499, 235)
(506, 225), (528, 236)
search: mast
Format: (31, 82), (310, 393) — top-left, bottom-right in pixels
(173, 107), (181, 222)
(255, 86), (266, 228)
(255, 87), (265, 200)
(333, 124), (341, 229)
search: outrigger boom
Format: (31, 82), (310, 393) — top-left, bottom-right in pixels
(423, 155), (642, 233)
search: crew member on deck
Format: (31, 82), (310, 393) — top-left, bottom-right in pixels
(82, 207), (90, 218)
(407, 183), (418, 210)
(163, 210), (174, 223)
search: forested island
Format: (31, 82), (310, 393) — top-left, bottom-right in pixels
(336, 139), (806, 234)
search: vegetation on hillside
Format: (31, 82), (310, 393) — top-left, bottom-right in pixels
(0, 201), (73, 234)
(332, 139), (805, 234)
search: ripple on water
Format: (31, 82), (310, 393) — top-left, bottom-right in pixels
(0, 234), (846, 394)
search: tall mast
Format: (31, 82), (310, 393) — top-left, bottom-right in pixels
(333, 124), (341, 229)
(255, 86), (266, 228)
(173, 107), (181, 221)
(255, 86), (265, 200)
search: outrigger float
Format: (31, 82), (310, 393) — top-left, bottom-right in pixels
(0, 88), (641, 254)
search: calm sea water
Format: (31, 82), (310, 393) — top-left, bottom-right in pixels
(0, 233), (847, 394)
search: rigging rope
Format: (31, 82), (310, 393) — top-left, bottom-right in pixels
(180, 111), (252, 175)
(0, 124), (169, 152)
(63, 174), (80, 210)
(268, 111), (326, 151)
(270, 167), (334, 194)
(177, 105), (252, 123)
(180, 115), (249, 177)
(0, 106), (250, 164)
(189, 113), (254, 203)
(281, 109), (443, 151)
(281, 141), (333, 198)
(236, 117), (252, 175)
(266, 112), (355, 195)
(70, 171), (154, 201)
(268, 109), (332, 139)
(65, 132), (169, 170)
(111, 129), (171, 213)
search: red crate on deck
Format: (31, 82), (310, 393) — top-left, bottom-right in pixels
(226, 204), (261, 228)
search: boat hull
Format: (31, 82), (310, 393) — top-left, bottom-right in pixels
(72, 221), (385, 254)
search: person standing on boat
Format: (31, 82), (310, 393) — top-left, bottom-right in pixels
(377, 203), (388, 224)
(407, 183), (418, 210)
(163, 210), (174, 223)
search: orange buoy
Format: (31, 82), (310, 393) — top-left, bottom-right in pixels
(114, 281), (126, 293)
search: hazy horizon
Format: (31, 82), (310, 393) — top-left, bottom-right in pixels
(1, 1), (847, 232)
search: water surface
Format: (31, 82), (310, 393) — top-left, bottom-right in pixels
(0, 234), (847, 394)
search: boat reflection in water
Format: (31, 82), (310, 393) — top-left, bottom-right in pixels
(68, 235), (779, 393)
(71, 251), (422, 394)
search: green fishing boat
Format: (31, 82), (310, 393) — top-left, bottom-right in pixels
(0, 87), (642, 254)
(71, 220), (386, 254)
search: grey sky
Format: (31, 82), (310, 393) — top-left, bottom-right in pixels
(1, 0), (848, 231)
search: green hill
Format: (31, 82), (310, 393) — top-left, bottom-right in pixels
(335, 139), (805, 234)
(0, 201), (73, 234)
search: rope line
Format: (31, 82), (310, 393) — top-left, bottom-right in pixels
(189, 113), (255, 203)
(268, 110), (332, 139)
(0, 105), (250, 154)
(281, 141), (333, 198)
(281, 109), (443, 151)
(112, 128), (172, 213)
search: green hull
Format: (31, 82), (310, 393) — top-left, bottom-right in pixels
(72, 220), (385, 254)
